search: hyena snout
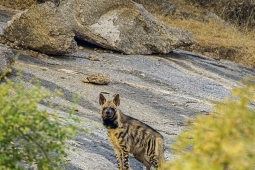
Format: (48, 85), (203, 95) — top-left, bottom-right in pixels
(103, 108), (115, 118)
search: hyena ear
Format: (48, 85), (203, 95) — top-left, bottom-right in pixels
(113, 94), (120, 106)
(99, 93), (106, 106)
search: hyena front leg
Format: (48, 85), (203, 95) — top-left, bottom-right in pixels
(121, 146), (130, 170)
(113, 147), (123, 170)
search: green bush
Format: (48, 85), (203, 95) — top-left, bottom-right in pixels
(162, 81), (255, 170)
(0, 79), (76, 170)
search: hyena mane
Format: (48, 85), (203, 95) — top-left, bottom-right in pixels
(99, 93), (164, 170)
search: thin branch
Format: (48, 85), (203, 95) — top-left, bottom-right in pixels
(17, 127), (53, 167)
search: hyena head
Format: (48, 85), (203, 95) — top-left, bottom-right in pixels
(99, 93), (120, 129)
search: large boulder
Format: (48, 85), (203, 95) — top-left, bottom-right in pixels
(0, 44), (15, 78)
(59, 0), (194, 54)
(133, 0), (172, 14)
(3, 2), (77, 55)
(0, 9), (13, 75)
(3, 0), (193, 55)
(0, 5), (21, 18)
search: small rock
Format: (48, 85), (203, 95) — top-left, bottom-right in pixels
(40, 53), (49, 58)
(131, 92), (136, 94)
(85, 73), (109, 85)
(160, 2), (176, 16)
(153, 101), (158, 104)
(41, 67), (49, 71)
(101, 91), (110, 94)
(82, 77), (89, 83)
(26, 50), (39, 58)
(88, 55), (100, 61)
(57, 69), (78, 74)
(0, 37), (7, 44)
(140, 73), (146, 77)
(78, 46), (84, 50)
(172, 103), (176, 106)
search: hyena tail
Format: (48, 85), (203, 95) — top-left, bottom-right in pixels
(155, 137), (164, 167)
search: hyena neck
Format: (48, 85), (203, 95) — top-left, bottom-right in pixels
(103, 119), (118, 129)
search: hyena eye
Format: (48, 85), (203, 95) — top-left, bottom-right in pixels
(103, 108), (115, 112)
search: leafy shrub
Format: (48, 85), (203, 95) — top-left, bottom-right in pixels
(162, 80), (255, 170)
(0, 79), (76, 170)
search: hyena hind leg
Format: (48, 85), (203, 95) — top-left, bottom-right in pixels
(133, 151), (151, 170)
(149, 155), (159, 169)
(147, 136), (160, 169)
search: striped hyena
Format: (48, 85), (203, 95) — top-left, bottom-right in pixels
(99, 93), (164, 170)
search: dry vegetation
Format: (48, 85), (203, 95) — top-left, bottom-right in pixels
(0, 0), (36, 10)
(156, 0), (255, 67)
